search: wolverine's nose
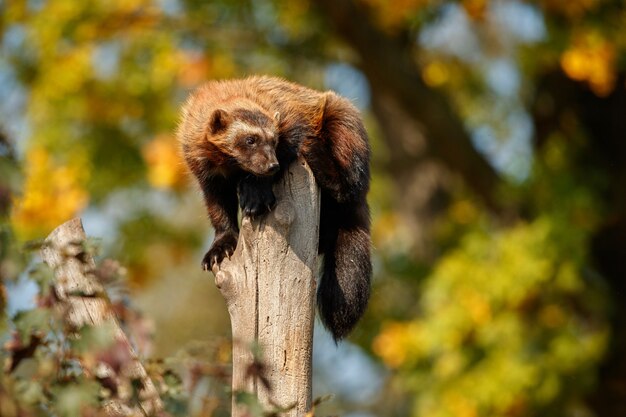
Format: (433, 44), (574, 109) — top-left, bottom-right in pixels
(268, 162), (280, 174)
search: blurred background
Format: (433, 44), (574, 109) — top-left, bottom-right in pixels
(1, 0), (625, 416)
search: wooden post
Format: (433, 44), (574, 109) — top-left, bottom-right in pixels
(213, 159), (321, 417)
(42, 218), (162, 416)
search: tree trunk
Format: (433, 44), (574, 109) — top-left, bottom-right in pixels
(531, 70), (626, 416)
(314, 0), (501, 211)
(369, 84), (454, 258)
(213, 159), (320, 417)
(42, 218), (162, 416)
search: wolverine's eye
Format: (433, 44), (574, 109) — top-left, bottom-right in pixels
(245, 136), (256, 146)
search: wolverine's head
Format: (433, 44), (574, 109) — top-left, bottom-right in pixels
(207, 104), (280, 177)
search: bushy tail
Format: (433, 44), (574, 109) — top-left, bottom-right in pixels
(317, 199), (371, 341)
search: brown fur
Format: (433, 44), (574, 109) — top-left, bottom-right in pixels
(178, 76), (371, 340)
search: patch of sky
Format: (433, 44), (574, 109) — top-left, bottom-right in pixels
(0, 26), (29, 153)
(119, 115), (145, 138)
(419, 4), (481, 62)
(324, 63), (371, 110)
(486, 57), (520, 97)
(2, 24), (26, 53)
(26, 0), (45, 12)
(0, 66), (28, 146)
(471, 109), (533, 181)
(6, 274), (38, 317)
(251, 0), (290, 47)
(491, 0), (546, 43)
(155, 0), (182, 16)
(420, 0), (545, 59)
(91, 41), (121, 81)
(313, 325), (385, 405)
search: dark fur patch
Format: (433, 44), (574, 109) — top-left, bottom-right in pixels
(210, 109), (230, 133)
(238, 175), (276, 218)
(199, 174), (239, 234)
(232, 108), (275, 128)
(202, 231), (238, 270)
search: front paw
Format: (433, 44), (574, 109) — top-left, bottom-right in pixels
(202, 232), (238, 271)
(238, 179), (276, 218)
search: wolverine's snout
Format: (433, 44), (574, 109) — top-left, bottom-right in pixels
(258, 158), (279, 176)
(267, 162), (280, 175)
(259, 147), (279, 176)
(245, 149), (279, 177)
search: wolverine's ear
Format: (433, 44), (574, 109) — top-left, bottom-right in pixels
(273, 111), (280, 123)
(209, 109), (230, 133)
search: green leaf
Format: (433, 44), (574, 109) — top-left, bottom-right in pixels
(50, 380), (101, 417)
(70, 322), (116, 353)
(13, 308), (51, 345)
(15, 379), (45, 405)
(28, 262), (55, 290)
(235, 390), (265, 417)
(163, 369), (183, 389)
(22, 239), (46, 252)
(79, 237), (102, 258)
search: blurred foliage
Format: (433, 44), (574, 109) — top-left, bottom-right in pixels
(1, 0), (626, 416)
(366, 134), (612, 416)
(374, 217), (608, 416)
(0, 237), (238, 417)
(12, 146), (89, 239)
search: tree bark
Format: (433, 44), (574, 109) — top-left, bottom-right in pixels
(42, 218), (162, 416)
(212, 159), (320, 417)
(369, 84), (454, 257)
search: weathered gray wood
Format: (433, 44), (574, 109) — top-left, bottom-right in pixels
(42, 218), (162, 416)
(213, 159), (320, 417)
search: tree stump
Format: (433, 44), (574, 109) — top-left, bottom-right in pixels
(213, 159), (321, 417)
(42, 218), (162, 416)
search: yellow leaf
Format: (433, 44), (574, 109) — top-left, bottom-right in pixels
(362, 0), (432, 30)
(560, 32), (616, 97)
(372, 321), (421, 368)
(11, 147), (89, 240)
(142, 134), (187, 189)
(422, 60), (450, 87)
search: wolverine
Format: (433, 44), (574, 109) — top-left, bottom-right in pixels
(177, 75), (371, 340)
